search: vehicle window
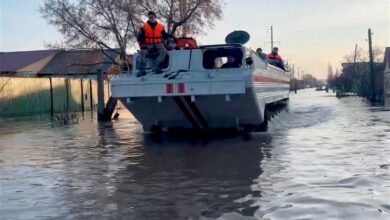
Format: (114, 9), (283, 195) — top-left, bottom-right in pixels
(203, 48), (243, 69)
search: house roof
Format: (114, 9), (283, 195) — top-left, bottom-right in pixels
(38, 49), (118, 76)
(0, 50), (58, 73)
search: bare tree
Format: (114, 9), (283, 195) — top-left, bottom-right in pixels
(343, 46), (384, 63)
(327, 63), (334, 85)
(302, 74), (318, 88)
(40, 0), (224, 63)
(40, 0), (143, 64)
(139, 0), (224, 36)
(343, 47), (368, 63)
(372, 46), (384, 63)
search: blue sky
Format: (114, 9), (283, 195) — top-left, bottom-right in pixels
(0, 0), (61, 51)
(1, 0), (389, 78)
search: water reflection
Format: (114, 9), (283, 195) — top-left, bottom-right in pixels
(96, 125), (274, 219)
(0, 116), (276, 219)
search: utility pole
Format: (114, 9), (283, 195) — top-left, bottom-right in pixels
(265, 26), (279, 52)
(270, 26), (273, 51)
(297, 67), (300, 90)
(293, 65), (297, 93)
(354, 44), (358, 75)
(368, 28), (375, 102)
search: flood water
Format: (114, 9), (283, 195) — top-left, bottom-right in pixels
(1, 89), (389, 220)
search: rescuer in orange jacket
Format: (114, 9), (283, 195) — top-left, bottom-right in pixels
(267, 47), (286, 71)
(136, 11), (169, 77)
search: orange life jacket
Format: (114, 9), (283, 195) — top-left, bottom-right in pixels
(143, 22), (164, 45)
(267, 53), (282, 60)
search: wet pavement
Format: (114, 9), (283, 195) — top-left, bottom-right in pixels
(0, 89), (389, 220)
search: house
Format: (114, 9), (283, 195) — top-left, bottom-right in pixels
(0, 50), (58, 77)
(1, 49), (130, 78)
(0, 49), (129, 118)
(37, 49), (120, 78)
(384, 47), (390, 107)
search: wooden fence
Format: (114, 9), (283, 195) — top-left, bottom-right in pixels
(0, 77), (110, 118)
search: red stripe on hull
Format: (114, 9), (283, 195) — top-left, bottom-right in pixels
(253, 75), (290, 85)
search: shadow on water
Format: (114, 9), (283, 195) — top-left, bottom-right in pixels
(53, 121), (275, 219)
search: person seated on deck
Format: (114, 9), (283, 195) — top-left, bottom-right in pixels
(256, 48), (267, 61)
(267, 47), (286, 71)
(136, 11), (170, 77)
(220, 56), (240, 69)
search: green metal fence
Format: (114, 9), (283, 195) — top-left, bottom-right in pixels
(0, 77), (110, 118)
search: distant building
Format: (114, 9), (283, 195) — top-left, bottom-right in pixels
(384, 47), (390, 107)
(0, 49), (131, 78)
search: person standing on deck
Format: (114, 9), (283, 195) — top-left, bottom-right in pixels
(137, 11), (169, 77)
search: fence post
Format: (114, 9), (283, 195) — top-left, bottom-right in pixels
(107, 78), (110, 97)
(49, 77), (54, 117)
(65, 78), (69, 112)
(97, 69), (105, 120)
(368, 28), (375, 102)
(89, 78), (93, 113)
(80, 78), (84, 117)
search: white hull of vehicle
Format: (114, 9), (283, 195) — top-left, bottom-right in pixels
(111, 44), (290, 132)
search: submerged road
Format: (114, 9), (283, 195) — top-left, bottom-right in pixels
(0, 89), (389, 219)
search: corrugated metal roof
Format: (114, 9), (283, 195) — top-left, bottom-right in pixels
(0, 50), (58, 73)
(38, 49), (118, 75)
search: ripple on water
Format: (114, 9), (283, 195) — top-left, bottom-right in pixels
(0, 90), (389, 219)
